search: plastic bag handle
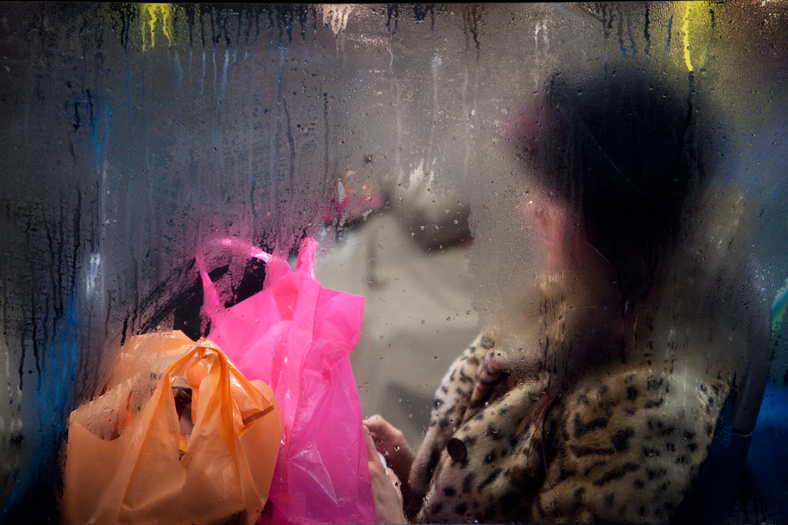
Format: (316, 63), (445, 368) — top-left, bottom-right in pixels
(197, 238), (274, 265)
(195, 237), (319, 315)
(195, 239), (273, 317)
(164, 338), (274, 446)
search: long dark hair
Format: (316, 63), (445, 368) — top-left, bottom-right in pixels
(518, 70), (703, 307)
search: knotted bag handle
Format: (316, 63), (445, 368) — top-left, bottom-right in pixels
(164, 338), (275, 442)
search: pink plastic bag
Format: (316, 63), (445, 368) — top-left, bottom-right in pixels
(197, 238), (375, 525)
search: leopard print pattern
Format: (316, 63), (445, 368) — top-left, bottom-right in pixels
(535, 366), (729, 523)
(410, 335), (730, 524)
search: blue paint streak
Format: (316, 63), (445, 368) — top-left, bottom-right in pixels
(37, 296), (80, 438)
(87, 94), (102, 170)
(5, 296), (80, 517)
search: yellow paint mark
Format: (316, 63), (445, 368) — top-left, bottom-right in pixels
(682, 3), (694, 72)
(680, 2), (713, 74)
(140, 4), (174, 51)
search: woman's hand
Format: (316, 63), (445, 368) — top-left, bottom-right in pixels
(364, 415), (416, 484)
(365, 425), (408, 524)
(365, 415), (421, 521)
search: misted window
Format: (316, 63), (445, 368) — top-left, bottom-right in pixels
(1, 3), (786, 524)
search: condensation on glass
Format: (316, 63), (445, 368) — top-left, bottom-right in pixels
(0, 3), (786, 522)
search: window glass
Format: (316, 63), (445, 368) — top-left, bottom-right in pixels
(1, 3), (786, 522)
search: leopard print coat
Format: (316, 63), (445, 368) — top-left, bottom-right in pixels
(408, 332), (730, 524)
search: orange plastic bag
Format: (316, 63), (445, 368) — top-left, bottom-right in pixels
(62, 332), (282, 525)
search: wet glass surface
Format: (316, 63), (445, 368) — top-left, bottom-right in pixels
(0, 3), (787, 522)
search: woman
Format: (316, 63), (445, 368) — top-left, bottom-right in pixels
(361, 68), (762, 523)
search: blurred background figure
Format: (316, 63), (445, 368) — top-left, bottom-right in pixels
(316, 164), (476, 448)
